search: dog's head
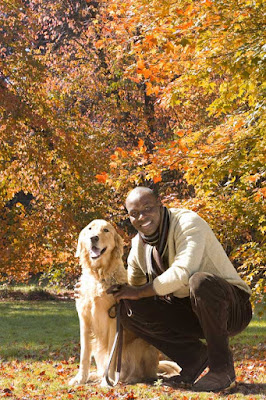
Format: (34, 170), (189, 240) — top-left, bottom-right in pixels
(75, 219), (123, 267)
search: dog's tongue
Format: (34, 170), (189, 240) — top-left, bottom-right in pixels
(90, 246), (101, 258)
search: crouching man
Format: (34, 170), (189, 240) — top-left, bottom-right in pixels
(110, 186), (252, 392)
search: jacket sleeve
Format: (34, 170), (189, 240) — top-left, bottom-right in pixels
(153, 213), (207, 296)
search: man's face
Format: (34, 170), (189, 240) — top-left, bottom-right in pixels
(126, 192), (161, 236)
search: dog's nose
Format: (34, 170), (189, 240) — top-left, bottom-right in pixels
(90, 235), (99, 243)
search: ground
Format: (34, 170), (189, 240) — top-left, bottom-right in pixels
(0, 285), (265, 399)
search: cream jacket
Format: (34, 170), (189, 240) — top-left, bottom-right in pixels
(127, 208), (251, 298)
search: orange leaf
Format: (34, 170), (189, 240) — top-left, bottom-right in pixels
(145, 81), (152, 95)
(96, 172), (108, 183)
(153, 86), (160, 95)
(128, 76), (141, 83)
(248, 174), (260, 182)
(260, 187), (266, 198)
(178, 22), (193, 29)
(145, 34), (157, 47)
(137, 59), (145, 70)
(178, 139), (189, 153)
(254, 192), (261, 202)
(153, 174), (162, 183)
(95, 40), (104, 49)
(143, 68), (151, 79)
(138, 139), (144, 148)
(116, 147), (128, 157)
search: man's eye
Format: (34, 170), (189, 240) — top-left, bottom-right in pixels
(104, 228), (109, 232)
(130, 212), (137, 218)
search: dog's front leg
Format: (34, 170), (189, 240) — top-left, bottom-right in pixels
(94, 322), (117, 387)
(69, 317), (92, 385)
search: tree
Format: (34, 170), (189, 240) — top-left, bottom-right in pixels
(0, 0), (176, 283)
(0, 0), (112, 282)
(99, 0), (265, 298)
(0, 0), (264, 298)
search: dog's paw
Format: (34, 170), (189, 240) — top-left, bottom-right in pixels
(69, 373), (88, 385)
(100, 372), (120, 387)
(100, 377), (110, 387)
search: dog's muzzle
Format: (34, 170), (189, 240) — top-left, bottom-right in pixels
(89, 246), (107, 259)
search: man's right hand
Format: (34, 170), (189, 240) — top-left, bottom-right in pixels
(106, 282), (156, 301)
(74, 280), (81, 299)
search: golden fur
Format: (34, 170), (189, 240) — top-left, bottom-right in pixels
(69, 219), (180, 386)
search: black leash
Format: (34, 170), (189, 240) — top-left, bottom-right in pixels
(105, 300), (132, 386)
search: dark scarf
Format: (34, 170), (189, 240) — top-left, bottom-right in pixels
(140, 206), (170, 280)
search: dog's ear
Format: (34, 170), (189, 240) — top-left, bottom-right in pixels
(75, 232), (83, 258)
(114, 231), (124, 259)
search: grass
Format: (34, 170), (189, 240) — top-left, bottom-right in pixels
(0, 301), (79, 360)
(0, 296), (265, 400)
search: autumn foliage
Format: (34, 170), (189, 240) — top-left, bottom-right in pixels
(0, 0), (264, 297)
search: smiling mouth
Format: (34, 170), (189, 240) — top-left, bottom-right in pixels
(140, 221), (152, 228)
(89, 246), (107, 259)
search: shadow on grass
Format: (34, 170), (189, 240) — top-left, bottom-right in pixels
(223, 382), (266, 396)
(161, 380), (266, 396)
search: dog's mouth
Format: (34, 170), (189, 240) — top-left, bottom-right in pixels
(89, 246), (107, 260)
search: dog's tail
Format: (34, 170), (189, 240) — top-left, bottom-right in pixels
(158, 360), (181, 378)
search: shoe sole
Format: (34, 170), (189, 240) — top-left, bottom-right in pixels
(193, 379), (236, 393)
(218, 380), (236, 393)
(162, 357), (209, 389)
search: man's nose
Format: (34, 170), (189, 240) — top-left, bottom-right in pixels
(137, 212), (146, 220)
(90, 235), (99, 243)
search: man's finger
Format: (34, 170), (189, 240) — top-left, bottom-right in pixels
(106, 284), (122, 294)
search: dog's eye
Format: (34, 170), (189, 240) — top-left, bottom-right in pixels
(103, 228), (109, 232)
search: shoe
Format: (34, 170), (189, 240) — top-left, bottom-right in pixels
(192, 369), (236, 392)
(163, 348), (208, 388)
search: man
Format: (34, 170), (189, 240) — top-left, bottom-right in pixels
(109, 186), (252, 392)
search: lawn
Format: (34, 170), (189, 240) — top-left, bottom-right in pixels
(0, 297), (265, 400)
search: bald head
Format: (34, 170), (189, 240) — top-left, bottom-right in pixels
(126, 187), (158, 206)
(125, 187), (161, 236)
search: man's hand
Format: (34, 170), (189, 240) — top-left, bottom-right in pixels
(106, 283), (156, 301)
(74, 280), (82, 299)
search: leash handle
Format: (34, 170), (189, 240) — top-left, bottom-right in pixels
(105, 302), (123, 386)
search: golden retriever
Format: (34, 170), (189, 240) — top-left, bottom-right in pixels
(69, 219), (180, 386)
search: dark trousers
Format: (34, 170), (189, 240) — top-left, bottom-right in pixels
(120, 272), (252, 373)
